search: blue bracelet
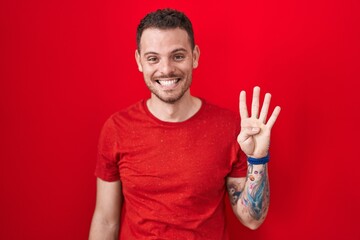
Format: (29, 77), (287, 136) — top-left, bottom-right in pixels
(247, 154), (270, 165)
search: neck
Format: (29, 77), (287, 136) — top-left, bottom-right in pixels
(147, 91), (202, 122)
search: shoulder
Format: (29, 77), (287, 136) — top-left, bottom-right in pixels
(101, 100), (146, 132)
(202, 99), (239, 122)
(107, 100), (145, 124)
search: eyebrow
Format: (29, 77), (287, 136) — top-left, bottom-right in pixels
(143, 51), (158, 56)
(143, 48), (188, 56)
(171, 48), (188, 54)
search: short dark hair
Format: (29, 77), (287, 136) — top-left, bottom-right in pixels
(136, 8), (195, 51)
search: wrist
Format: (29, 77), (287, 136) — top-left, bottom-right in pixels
(247, 154), (269, 165)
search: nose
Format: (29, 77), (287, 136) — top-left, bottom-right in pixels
(158, 59), (174, 75)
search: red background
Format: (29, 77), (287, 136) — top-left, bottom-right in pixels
(1, 0), (359, 239)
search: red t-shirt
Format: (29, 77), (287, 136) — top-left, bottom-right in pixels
(95, 99), (247, 240)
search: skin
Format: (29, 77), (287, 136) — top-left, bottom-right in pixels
(135, 27), (201, 122)
(227, 87), (281, 229)
(89, 179), (121, 240)
(89, 27), (281, 239)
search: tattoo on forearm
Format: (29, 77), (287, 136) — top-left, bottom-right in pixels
(227, 183), (243, 205)
(243, 164), (269, 220)
(227, 164), (269, 221)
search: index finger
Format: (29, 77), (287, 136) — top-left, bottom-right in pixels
(239, 91), (249, 118)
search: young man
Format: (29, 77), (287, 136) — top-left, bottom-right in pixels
(89, 8), (280, 240)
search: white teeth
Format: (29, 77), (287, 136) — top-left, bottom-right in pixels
(158, 79), (178, 86)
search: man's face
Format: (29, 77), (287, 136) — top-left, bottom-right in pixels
(135, 28), (200, 104)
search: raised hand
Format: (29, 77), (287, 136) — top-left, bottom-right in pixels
(237, 86), (281, 158)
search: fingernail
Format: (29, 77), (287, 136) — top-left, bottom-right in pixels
(252, 127), (260, 131)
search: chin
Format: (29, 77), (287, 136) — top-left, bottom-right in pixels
(157, 95), (183, 104)
(154, 91), (187, 104)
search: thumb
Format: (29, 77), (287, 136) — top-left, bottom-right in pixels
(238, 127), (260, 142)
(242, 127), (260, 135)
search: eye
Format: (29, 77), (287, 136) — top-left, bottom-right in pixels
(147, 56), (158, 63)
(173, 55), (185, 61)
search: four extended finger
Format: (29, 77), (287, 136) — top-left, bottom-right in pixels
(251, 86), (260, 118)
(239, 90), (249, 118)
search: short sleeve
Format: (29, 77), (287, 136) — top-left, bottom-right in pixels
(228, 142), (247, 178)
(228, 115), (247, 178)
(94, 116), (121, 182)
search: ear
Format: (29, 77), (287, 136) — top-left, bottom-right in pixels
(192, 45), (200, 69)
(135, 49), (143, 72)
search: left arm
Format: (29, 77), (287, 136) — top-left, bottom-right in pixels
(226, 163), (269, 230)
(227, 86), (280, 229)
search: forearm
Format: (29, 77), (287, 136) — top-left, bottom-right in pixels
(89, 212), (119, 240)
(89, 179), (122, 240)
(228, 163), (269, 229)
(233, 86), (279, 228)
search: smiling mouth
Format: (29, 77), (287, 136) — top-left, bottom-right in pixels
(155, 78), (181, 87)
